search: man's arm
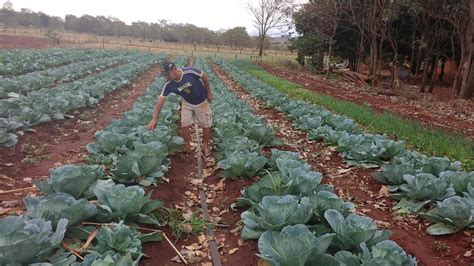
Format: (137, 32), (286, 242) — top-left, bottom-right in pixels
(147, 96), (166, 130)
(201, 72), (212, 102)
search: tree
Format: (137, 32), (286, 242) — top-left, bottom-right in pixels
(420, 0), (471, 98)
(221, 27), (252, 48)
(460, 0), (473, 99)
(0, 1), (16, 30)
(247, 0), (293, 56)
(301, 0), (343, 78)
(2, 0), (12, 10)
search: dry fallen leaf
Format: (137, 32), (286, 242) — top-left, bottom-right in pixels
(197, 234), (206, 244)
(464, 250), (472, 257)
(376, 221), (392, 229)
(184, 243), (202, 251)
(337, 168), (351, 174)
(378, 186), (389, 198)
(228, 247), (239, 255)
(216, 178), (226, 191)
(230, 225), (242, 235)
(0, 207), (11, 215)
(191, 179), (203, 186)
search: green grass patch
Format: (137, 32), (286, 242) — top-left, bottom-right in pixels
(235, 61), (474, 170)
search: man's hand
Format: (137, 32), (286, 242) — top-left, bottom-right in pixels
(147, 118), (157, 131)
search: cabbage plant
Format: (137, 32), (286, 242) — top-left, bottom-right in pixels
(0, 216), (68, 265)
(324, 209), (390, 252)
(258, 224), (335, 266)
(240, 195), (313, 239)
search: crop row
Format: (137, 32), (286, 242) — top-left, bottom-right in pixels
(198, 58), (416, 265)
(0, 52), (163, 147)
(215, 58), (474, 237)
(0, 48), (120, 76)
(0, 50), (144, 98)
(0, 56), (187, 265)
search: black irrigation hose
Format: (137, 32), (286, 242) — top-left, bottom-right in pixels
(194, 123), (222, 266)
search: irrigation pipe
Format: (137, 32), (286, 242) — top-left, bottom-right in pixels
(195, 123), (222, 266)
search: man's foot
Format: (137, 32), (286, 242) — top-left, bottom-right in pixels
(203, 147), (211, 157)
(183, 146), (193, 154)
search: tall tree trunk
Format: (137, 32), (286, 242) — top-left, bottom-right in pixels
(410, 26), (417, 75)
(439, 58), (446, 81)
(377, 35), (385, 79)
(389, 36), (400, 90)
(420, 57), (431, 93)
(370, 35), (378, 87)
(465, 54), (474, 99)
(415, 48), (423, 78)
(325, 39), (333, 79)
(258, 35), (265, 57)
(428, 53), (440, 93)
(460, 1), (474, 99)
(369, 1), (379, 85)
(356, 31), (365, 72)
(392, 50), (400, 90)
(453, 29), (468, 95)
(325, 15), (338, 80)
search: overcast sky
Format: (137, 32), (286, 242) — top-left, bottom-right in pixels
(6, 0), (295, 35)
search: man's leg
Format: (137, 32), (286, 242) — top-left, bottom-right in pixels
(182, 126), (192, 153)
(202, 127), (212, 156)
(181, 102), (194, 153)
(194, 100), (213, 156)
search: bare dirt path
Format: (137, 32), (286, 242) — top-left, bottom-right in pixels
(213, 63), (473, 266)
(260, 64), (474, 139)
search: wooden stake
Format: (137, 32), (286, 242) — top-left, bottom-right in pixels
(0, 175), (22, 184)
(163, 232), (188, 265)
(0, 186), (36, 195)
(77, 227), (99, 253)
(63, 243), (84, 260)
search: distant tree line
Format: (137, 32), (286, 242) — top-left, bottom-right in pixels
(290, 0), (473, 99)
(0, 3), (266, 49)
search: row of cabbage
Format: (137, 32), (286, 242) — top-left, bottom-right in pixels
(215, 59), (474, 237)
(196, 58), (281, 179)
(0, 52), (162, 148)
(0, 50), (143, 98)
(0, 57), (186, 265)
(197, 58), (416, 265)
(0, 48), (117, 76)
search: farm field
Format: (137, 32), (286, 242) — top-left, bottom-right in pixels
(0, 45), (473, 266)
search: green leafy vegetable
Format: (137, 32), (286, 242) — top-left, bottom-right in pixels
(240, 195), (313, 239)
(34, 164), (105, 199)
(0, 216), (68, 265)
(324, 209), (390, 252)
(24, 192), (97, 228)
(95, 184), (162, 225)
(420, 196), (474, 235)
(258, 224), (335, 266)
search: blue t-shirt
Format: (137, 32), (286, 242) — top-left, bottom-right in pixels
(160, 67), (207, 105)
